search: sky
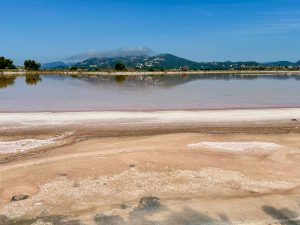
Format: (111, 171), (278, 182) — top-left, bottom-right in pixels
(0, 0), (300, 65)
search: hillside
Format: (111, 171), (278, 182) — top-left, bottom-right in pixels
(42, 61), (75, 69)
(42, 54), (300, 70)
(72, 54), (201, 70)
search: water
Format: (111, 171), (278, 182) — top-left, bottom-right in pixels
(0, 74), (300, 112)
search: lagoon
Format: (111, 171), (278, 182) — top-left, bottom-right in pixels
(1, 74), (300, 112)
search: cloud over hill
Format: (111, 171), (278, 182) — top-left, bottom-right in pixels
(67, 47), (153, 61)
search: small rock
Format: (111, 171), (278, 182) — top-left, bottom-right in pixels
(291, 119), (298, 122)
(57, 173), (68, 177)
(120, 204), (128, 209)
(73, 182), (80, 188)
(129, 164), (136, 168)
(11, 194), (29, 202)
(137, 196), (161, 210)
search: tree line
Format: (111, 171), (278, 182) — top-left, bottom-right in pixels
(0, 56), (127, 71)
(0, 56), (41, 70)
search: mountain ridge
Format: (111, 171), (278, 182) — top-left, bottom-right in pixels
(42, 61), (76, 69)
(42, 54), (300, 70)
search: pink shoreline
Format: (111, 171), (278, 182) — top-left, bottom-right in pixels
(1, 105), (300, 113)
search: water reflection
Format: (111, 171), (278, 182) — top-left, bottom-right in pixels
(0, 76), (16, 89)
(68, 74), (300, 89)
(25, 75), (42, 85)
(115, 75), (127, 83)
(1, 74), (300, 90)
(1, 73), (300, 112)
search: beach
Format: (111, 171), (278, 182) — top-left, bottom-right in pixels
(0, 108), (300, 224)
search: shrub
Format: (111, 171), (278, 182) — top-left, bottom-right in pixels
(0, 56), (16, 69)
(24, 60), (41, 70)
(115, 62), (126, 71)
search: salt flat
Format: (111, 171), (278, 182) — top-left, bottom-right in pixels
(0, 117), (300, 224)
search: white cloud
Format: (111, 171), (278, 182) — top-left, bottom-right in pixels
(67, 47), (153, 61)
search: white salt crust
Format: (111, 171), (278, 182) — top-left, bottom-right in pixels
(0, 108), (300, 130)
(0, 138), (56, 154)
(188, 142), (281, 152)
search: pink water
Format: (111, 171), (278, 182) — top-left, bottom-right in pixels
(1, 74), (300, 112)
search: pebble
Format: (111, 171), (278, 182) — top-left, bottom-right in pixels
(11, 195), (29, 202)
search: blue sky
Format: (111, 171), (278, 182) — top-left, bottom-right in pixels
(1, 0), (300, 64)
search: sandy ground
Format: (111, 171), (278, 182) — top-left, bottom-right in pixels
(0, 109), (300, 225)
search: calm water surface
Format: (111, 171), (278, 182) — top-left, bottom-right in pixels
(1, 74), (300, 112)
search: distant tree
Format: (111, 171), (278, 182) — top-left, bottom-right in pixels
(181, 66), (189, 71)
(115, 62), (126, 71)
(69, 66), (78, 71)
(0, 56), (16, 69)
(24, 60), (41, 70)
